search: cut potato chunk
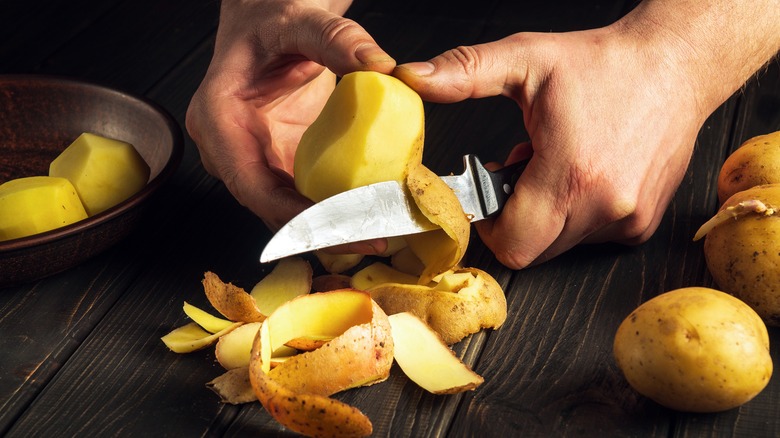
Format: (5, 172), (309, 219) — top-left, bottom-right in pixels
(294, 71), (424, 202)
(49, 132), (150, 215)
(0, 176), (88, 241)
(389, 312), (483, 394)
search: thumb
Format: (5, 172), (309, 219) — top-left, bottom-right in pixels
(393, 37), (529, 103)
(291, 12), (396, 76)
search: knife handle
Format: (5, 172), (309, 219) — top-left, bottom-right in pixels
(465, 154), (528, 218)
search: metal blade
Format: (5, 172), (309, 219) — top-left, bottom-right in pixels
(260, 181), (434, 263)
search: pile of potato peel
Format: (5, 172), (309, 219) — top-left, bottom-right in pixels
(162, 255), (506, 437)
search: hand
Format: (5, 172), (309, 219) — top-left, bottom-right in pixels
(394, 26), (708, 269)
(186, 0), (395, 232)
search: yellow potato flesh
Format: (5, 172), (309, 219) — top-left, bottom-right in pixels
(613, 287), (772, 412)
(294, 71), (424, 202)
(0, 176), (88, 241)
(388, 312), (482, 394)
(49, 132), (150, 215)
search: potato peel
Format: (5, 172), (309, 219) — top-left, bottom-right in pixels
(203, 271), (265, 323)
(161, 321), (242, 353)
(405, 165), (470, 284)
(389, 312), (483, 394)
(693, 199), (773, 241)
(250, 257), (312, 315)
(248, 290), (385, 437)
(369, 267), (507, 344)
(183, 301), (234, 333)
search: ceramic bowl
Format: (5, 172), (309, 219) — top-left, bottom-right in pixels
(0, 75), (183, 288)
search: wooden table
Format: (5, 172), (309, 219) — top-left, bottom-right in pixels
(2, 0), (779, 436)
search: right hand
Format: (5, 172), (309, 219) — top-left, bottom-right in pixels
(186, 0), (395, 232)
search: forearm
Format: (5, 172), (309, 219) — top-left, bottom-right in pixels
(615, 0), (780, 115)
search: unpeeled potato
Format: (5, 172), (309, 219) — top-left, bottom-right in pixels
(698, 184), (780, 325)
(613, 287), (772, 412)
(717, 130), (780, 204)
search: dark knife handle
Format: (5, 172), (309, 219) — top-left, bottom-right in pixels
(464, 154), (528, 218)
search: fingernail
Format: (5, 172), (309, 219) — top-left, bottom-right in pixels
(355, 44), (394, 66)
(347, 241), (380, 255)
(398, 61), (436, 76)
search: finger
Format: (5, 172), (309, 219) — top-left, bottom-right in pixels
(287, 11), (396, 76)
(393, 36), (529, 103)
(474, 156), (567, 269)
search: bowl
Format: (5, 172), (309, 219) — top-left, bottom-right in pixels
(0, 75), (183, 288)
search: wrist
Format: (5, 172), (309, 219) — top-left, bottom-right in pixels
(612, 0), (780, 116)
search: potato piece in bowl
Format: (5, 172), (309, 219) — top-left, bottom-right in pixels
(49, 132), (150, 215)
(0, 176), (87, 241)
(613, 287), (772, 412)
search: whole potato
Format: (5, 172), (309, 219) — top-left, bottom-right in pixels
(718, 130), (780, 204)
(703, 184), (780, 325)
(613, 287), (772, 413)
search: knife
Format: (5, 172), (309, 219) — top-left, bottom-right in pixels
(260, 154), (527, 263)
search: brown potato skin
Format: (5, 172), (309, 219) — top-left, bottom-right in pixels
(704, 184), (780, 326)
(613, 287), (772, 412)
(718, 130), (780, 204)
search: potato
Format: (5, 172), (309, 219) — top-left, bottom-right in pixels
(294, 71), (424, 202)
(613, 287), (772, 412)
(0, 176), (88, 241)
(698, 184), (780, 325)
(49, 132), (150, 215)
(718, 130), (780, 204)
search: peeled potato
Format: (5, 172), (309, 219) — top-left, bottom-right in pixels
(614, 287), (772, 412)
(294, 71), (424, 202)
(49, 132), (150, 215)
(0, 176), (88, 241)
(717, 130), (780, 204)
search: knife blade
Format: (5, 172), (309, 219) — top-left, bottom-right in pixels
(259, 154), (527, 263)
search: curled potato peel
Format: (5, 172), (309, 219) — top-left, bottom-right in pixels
(249, 290), (389, 437)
